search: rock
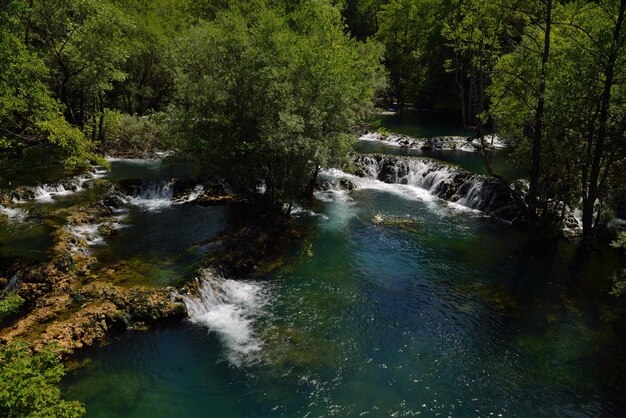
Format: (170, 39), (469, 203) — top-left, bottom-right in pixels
(353, 154), (520, 215)
(338, 179), (355, 191)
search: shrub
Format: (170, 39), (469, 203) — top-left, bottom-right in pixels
(0, 341), (85, 418)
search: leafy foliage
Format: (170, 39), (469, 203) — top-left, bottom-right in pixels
(0, 1), (99, 171)
(173, 1), (385, 210)
(0, 292), (24, 321)
(0, 341), (85, 418)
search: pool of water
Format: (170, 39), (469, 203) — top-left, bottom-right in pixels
(63, 179), (625, 417)
(377, 109), (468, 138)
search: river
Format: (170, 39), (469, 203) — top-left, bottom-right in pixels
(2, 112), (625, 417)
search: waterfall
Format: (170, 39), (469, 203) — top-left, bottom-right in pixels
(359, 132), (507, 151)
(179, 185), (205, 203)
(0, 205), (28, 222)
(182, 269), (268, 363)
(10, 170), (105, 204)
(125, 180), (175, 210)
(351, 155), (514, 212)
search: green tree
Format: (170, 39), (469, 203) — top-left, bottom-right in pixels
(30, 0), (130, 140)
(109, 0), (193, 115)
(0, 341), (85, 418)
(443, 0), (522, 176)
(173, 1), (384, 212)
(0, 0), (100, 172)
(376, 0), (452, 108)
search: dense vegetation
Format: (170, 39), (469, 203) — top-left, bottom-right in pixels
(1, 0), (625, 415)
(1, 0), (624, 237)
(0, 342), (84, 417)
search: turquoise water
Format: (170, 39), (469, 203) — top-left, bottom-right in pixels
(63, 180), (625, 417)
(3, 116), (623, 416)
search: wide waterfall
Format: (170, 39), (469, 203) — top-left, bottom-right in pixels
(352, 155), (517, 213)
(7, 168), (107, 203)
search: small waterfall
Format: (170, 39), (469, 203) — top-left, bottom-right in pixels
(179, 185), (205, 203)
(455, 178), (484, 208)
(10, 171), (104, 204)
(359, 132), (507, 151)
(0, 205), (28, 222)
(6, 275), (20, 292)
(182, 269), (268, 363)
(67, 224), (106, 249)
(125, 180), (175, 210)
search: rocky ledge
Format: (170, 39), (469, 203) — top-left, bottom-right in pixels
(0, 203), (186, 353)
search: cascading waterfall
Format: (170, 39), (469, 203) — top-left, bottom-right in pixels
(10, 169), (106, 204)
(182, 269), (268, 363)
(125, 180), (175, 210)
(0, 205), (28, 222)
(350, 155), (515, 213)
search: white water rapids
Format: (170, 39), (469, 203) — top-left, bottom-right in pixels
(182, 269), (268, 364)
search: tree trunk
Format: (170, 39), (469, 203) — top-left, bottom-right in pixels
(582, 0), (626, 240)
(97, 91), (105, 143)
(305, 165), (320, 199)
(527, 0), (552, 218)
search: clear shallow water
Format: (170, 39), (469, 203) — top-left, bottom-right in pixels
(63, 181), (626, 417)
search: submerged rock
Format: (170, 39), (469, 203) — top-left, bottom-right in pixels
(372, 214), (420, 233)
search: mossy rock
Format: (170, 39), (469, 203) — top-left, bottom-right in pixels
(372, 214), (420, 234)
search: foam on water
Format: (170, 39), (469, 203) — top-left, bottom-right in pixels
(183, 269), (268, 364)
(12, 169), (108, 204)
(321, 168), (438, 205)
(0, 205), (28, 222)
(125, 181), (175, 210)
(359, 132), (508, 152)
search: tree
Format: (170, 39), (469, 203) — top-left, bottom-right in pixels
(488, 0), (557, 219)
(172, 1), (384, 212)
(376, 0), (450, 107)
(0, 0), (100, 172)
(342, 0), (387, 39)
(108, 0), (194, 116)
(577, 0), (626, 239)
(0, 341), (85, 418)
(489, 0), (626, 233)
(443, 0), (522, 176)
(30, 0), (130, 139)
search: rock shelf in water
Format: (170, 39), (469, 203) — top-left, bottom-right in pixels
(360, 131), (508, 151)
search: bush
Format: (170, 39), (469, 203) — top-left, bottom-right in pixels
(103, 112), (166, 156)
(0, 341), (85, 418)
(0, 292), (24, 321)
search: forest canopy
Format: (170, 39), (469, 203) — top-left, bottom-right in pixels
(0, 0), (624, 237)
